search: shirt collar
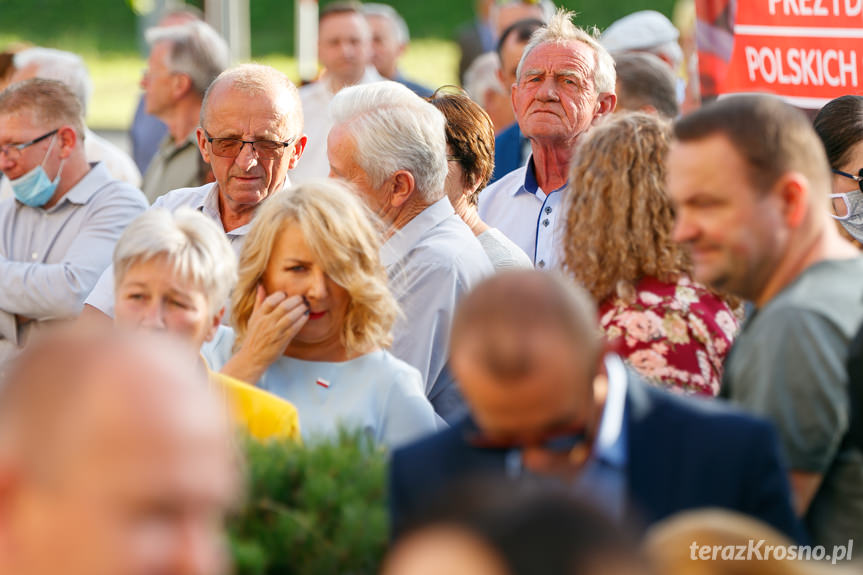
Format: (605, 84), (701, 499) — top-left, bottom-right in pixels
(516, 155), (568, 198)
(53, 162), (113, 208)
(593, 353), (629, 469)
(381, 196), (455, 267)
(198, 174), (293, 236)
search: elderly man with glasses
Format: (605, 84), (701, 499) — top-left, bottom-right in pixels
(0, 79), (147, 366)
(82, 63), (307, 321)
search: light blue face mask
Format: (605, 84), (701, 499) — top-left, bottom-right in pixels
(10, 134), (65, 208)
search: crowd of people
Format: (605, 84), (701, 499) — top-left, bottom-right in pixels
(0, 0), (861, 573)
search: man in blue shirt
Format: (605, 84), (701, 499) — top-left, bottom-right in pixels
(478, 10), (616, 268)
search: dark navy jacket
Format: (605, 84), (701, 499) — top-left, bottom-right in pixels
(390, 375), (805, 542)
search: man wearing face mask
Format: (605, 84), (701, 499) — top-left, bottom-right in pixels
(0, 79), (147, 366)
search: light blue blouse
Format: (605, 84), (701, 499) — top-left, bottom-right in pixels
(201, 328), (440, 449)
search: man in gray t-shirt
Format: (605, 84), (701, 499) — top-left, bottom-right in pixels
(667, 95), (863, 548)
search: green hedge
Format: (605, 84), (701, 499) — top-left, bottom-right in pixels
(0, 0), (676, 56)
(229, 431), (389, 575)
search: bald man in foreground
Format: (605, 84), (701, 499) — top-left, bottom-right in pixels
(0, 328), (240, 575)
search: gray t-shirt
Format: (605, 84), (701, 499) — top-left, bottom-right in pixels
(724, 258), (863, 548)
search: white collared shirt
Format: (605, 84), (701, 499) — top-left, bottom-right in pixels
(382, 196), (494, 422)
(477, 156), (567, 269)
(291, 67), (384, 184)
(0, 162), (147, 339)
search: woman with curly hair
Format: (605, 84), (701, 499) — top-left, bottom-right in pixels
(562, 113), (737, 395)
(212, 178), (439, 447)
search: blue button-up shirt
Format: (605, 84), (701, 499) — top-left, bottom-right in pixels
(477, 157), (567, 269)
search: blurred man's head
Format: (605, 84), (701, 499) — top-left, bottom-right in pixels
(450, 270), (603, 478)
(492, 0), (551, 39)
(142, 21), (229, 118)
(197, 64), (306, 219)
(496, 17), (544, 93)
(614, 52), (679, 119)
(0, 327), (240, 575)
(328, 81), (447, 227)
(10, 47), (92, 115)
(512, 10), (616, 148)
(363, 3), (410, 80)
(318, 2), (373, 89)
(668, 95), (833, 305)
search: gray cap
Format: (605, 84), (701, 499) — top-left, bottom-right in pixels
(600, 10), (679, 53)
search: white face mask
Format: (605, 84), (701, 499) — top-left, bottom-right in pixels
(831, 189), (863, 243)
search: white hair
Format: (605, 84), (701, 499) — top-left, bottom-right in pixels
(13, 48), (92, 115)
(146, 20), (229, 97)
(464, 52), (506, 105)
(362, 3), (410, 46)
(329, 81), (448, 203)
(517, 9), (616, 94)
(113, 208), (237, 317)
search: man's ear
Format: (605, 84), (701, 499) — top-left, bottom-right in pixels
(196, 127), (211, 163)
(204, 307), (226, 344)
(774, 173), (810, 228)
(591, 93), (617, 125)
(172, 73), (193, 100)
(389, 170), (415, 208)
(287, 135), (308, 170)
(56, 126), (78, 159)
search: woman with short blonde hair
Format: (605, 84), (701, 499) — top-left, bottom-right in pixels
(218, 178), (438, 447)
(113, 207), (300, 441)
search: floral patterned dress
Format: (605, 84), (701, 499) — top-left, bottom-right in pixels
(599, 276), (738, 396)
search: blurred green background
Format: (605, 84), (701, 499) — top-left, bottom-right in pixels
(0, 0), (675, 128)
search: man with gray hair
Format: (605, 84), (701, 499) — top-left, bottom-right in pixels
(362, 3), (432, 97)
(140, 20), (229, 204)
(0, 47), (142, 199)
(328, 81), (493, 422)
(0, 79), (147, 364)
(82, 64), (306, 321)
(478, 10), (616, 269)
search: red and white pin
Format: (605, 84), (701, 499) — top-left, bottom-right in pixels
(316, 378), (330, 389)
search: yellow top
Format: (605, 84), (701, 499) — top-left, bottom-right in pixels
(209, 370), (301, 443)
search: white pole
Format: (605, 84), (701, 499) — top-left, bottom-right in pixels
(205, 0), (250, 64)
(296, 0), (319, 83)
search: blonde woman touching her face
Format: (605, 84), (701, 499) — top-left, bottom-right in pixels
(217, 178), (440, 448)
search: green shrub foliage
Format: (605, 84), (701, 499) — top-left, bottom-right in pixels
(229, 430), (388, 575)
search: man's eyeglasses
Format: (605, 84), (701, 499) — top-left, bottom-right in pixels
(0, 129), (59, 162)
(203, 130), (296, 160)
(831, 168), (863, 219)
(467, 420), (589, 455)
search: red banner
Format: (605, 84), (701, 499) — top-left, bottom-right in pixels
(696, 0), (863, 108)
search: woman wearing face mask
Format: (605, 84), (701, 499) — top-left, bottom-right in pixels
(214, 178), (439, 448)
(814, 95), (863, 248)
(112, 207), (301, 442)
